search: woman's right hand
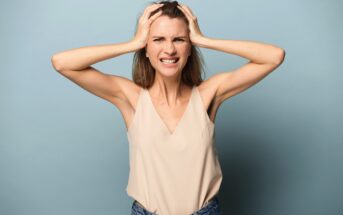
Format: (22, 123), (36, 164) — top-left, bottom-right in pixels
(132, 3), (164, 49)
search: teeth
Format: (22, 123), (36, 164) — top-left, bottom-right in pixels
(161, 59), (177, 64)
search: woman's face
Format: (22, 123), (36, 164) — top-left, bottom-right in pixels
(146, 15), (191, 77)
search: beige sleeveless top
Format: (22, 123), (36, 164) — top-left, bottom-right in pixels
(126, 85), (223, 215)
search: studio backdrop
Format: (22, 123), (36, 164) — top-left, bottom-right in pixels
(1, 0), (342, 215)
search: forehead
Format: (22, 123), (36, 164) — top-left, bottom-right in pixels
(150, 16), (188, 36)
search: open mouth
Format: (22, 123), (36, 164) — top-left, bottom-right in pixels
(160, 58), (180, 64)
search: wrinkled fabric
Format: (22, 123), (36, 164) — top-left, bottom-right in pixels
(126, 86), (223, 215)
(131, 196), (223, 215)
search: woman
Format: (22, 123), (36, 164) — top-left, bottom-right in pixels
(51, 1), (285, 214)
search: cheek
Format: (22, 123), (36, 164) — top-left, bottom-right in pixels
(146, 44), (159, 57)
(145, 48), (159, 66)
(181, 45), (191, 57)
(182, 43), (191, 53)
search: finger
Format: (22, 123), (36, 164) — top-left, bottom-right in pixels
(147, 5), (164, 19)
(179, 6), (195, 21)
(144, 4), (163, 14)
(179, 4), (195, 17)
(148, 10), (163, 23)
(142, 4), (163, 20)
(177, 5), (191, 18)
(177, 5), (193, 22)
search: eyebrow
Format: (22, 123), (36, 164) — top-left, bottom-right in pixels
(152, 36), (188, 39)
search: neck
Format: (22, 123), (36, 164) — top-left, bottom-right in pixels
(149, 73), (186, 106)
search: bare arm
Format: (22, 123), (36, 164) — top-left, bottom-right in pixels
(197, 37), (285, 103)
(51, 3), (164, 70)
(50, 40), (142, 104)
(50, 3), (164, 105)
(196, 37), (285, 65)
(51, 40), (141, 71)
(178, 4), (285, 103)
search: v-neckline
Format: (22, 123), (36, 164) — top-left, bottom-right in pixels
(146, 86), (195, 136)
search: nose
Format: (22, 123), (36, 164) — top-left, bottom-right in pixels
(163, 41), (176, 55)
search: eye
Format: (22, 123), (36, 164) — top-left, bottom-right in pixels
(152, 38), (185, 42)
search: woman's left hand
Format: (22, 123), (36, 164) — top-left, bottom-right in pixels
(177, 4), (205, 46)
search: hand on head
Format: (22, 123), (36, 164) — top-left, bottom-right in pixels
(132, 2), (205, 49)
(133, 3), (164, 49)
(177, 4), (204, 46)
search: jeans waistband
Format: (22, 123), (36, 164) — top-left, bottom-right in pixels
(132, 196), (219, 215)
(191, 196), (219, 215)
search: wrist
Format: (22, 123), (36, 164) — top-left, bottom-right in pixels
(192, 35), (209, 48)
(129, 39), (146, 51)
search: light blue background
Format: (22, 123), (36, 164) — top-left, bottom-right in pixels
(1, 0), (342, 214)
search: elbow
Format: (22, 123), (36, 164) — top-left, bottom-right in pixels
(273, 48), (286, 65)
(51, 54), (64, 72)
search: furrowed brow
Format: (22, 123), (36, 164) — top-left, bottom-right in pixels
(152, 36), (188, 39)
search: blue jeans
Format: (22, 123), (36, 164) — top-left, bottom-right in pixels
(131, 196), (222, 215)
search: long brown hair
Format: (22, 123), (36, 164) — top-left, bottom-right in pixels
(132, 0), (206, 89)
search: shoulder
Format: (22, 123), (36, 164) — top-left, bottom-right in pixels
(195, 74), (224, 118)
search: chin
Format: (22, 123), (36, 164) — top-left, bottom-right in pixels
(156, 68), (182, 77)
